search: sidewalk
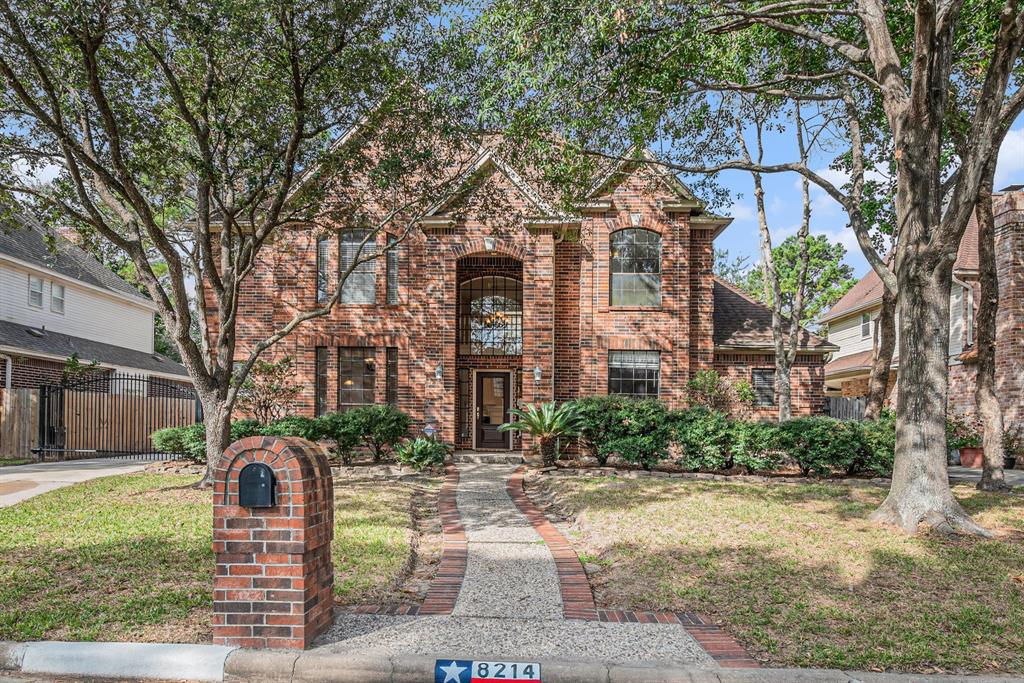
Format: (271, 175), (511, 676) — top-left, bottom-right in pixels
(0, 457), (153, 507)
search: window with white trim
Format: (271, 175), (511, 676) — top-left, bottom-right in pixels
(28, 275), (43, 308)
(385, 235), (399, 304)
(610, 229), (661, 306)
(50, 283), (65, 314)
(316, 237), (330, 304)
(860, 312), (871, 339)
(338, 346), (375, 408)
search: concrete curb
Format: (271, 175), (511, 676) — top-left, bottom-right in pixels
(1, 641), (236, 681)
(3, 642), (1023, 682)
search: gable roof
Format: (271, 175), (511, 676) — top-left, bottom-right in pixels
(0, 214), (152, 305)
(0, 319), (187, 377)
(820, 214), (980, 323)
(713, 277), (837, 352)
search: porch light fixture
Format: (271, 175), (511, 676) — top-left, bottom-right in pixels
(533, 365), (542, 385)
(483, 236), (497, 252)
(434, 363), (443, 380)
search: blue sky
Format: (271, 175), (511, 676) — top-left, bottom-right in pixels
(711, 119), (1024, 278)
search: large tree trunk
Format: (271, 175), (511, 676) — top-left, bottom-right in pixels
(870, 261), (990, 535)
(974, 178), (1008, 491)
(865, 287), (897, 420)
(196, 394), (232, 488)
(775, 357), (793, 422)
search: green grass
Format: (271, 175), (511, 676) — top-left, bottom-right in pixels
(550, 477), (1024, 674)
(0, 458), (32, 467)
(0, 473), (431, 642)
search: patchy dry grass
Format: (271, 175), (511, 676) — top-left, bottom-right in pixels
(544, 476), (1024, 674)
(0, 472), (437, 642)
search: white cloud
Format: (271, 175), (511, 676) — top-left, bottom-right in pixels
(727, 200), (756, 222)
(11, 158), (61, 186)
(995, 127), (1024, 189)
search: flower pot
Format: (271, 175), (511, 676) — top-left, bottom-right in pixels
(958, 446), (984, 468)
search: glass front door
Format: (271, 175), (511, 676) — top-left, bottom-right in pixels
(475, 372), (511, 449)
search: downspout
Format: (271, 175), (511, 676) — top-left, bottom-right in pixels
(0, 353), (12, 390)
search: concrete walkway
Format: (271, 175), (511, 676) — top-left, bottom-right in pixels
(0, 458), (153, 507)
(949, 465), (1024, 487)
(315, 464), (714, 666)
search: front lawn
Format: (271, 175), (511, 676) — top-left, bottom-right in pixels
(0, 472), (435, 642)
(541, 476), (1024, 674)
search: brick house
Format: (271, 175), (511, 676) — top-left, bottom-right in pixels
(228, 143), (834, 451)
(822, 186), (1024, 432)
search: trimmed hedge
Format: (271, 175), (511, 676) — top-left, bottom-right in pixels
(568, 398), (895, 478)
(150, 405), (414, 466)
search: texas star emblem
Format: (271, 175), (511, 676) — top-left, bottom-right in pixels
(435, 659), (471, 683)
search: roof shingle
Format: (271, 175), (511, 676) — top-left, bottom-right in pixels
(712, 278), (837, 351)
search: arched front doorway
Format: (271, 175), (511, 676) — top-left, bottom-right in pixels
(455, 256), (524, 450)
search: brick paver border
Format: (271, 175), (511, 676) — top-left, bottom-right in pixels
(344, 465), (466, 617)
(506, 466), (599, 620)
(509, 466), (760, 668)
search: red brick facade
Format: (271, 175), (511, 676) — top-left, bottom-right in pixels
(212, 436), (334, 649)
(225, 151), (829, 447)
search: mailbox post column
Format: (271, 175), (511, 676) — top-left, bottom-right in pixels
(212, 436), (334, 649)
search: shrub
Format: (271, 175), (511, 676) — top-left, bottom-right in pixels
(687, 369), (753, 417)
(673, 408), (733, 471)
(777, 417), (860, 476)
(595, 399), (673, 470)
(233, 356), (301, 424)
(499, 401), (584, 467)
(345, 405), (411, 462)
(179, 424), (208, 463)
(230, 419), (263, 442)
(151, 425), (188, 454)
(315, 411), (362, 465)
(395, 438), (450, 471)
(858, 411), (896, 477)
(572, 395), (633, 465)
(947, 412), (982, 450)
(729, 420), (784, 473)
(259, 415), (322, 441)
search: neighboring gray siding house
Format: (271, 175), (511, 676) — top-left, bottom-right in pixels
(0, 215), (188, 389)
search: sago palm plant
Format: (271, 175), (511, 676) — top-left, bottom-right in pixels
(499, 401), (583, 467)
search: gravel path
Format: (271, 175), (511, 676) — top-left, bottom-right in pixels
(316, 464), (715, 667)
(452, 464), (562, 619)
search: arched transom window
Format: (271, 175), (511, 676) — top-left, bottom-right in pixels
(610, 228), (661, 306)
(458, 276), (523, 355)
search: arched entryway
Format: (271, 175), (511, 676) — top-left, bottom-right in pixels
(455, 255), (524, 450)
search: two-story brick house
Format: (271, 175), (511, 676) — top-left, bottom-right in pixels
(229, 142), (834, 451)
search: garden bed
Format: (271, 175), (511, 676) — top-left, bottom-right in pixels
(528, 473), (1024, 675)
(0, 471), (441, 642)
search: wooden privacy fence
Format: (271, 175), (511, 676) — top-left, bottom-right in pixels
(827, 396), (867, 421)
(0, 388), (39, 459)
(38, 373), (201, 459)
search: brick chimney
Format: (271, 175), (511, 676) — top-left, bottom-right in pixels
(994, 186), (1024, 432)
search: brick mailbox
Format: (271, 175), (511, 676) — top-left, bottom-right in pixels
(212, 436), (334, 649)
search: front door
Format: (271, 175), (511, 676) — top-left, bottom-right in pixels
(475, 372), (511, 449)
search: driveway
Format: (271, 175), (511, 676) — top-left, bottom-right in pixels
(949, 465), (1024, 487)
(0, 458), (155, 507)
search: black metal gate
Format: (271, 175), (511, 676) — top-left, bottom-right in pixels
(37, 373), (201, 460)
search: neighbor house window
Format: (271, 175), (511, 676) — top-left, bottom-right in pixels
(316, 237), (330, 304)
(339, 229), (376, 304)
(458, 276), (523, 355)
(385, 347), (398, 405)
(50, 283), (65, 314)
(314, 347), (329, 416)
(860, 312), (871, 338)
(610, 228), (661, 306)
(608, 350), (660, 398)
(752, 368), (775, 407)
(966, 287), (975, 346)
(338, 346), (375, 408)
(28, 275), (43, 308)
(385, 235), (399, 304)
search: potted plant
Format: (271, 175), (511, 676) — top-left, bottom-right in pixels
(499, 401), (584, 468)
(947, 413), (983, 467)
(1003, 427), (1022, 470)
